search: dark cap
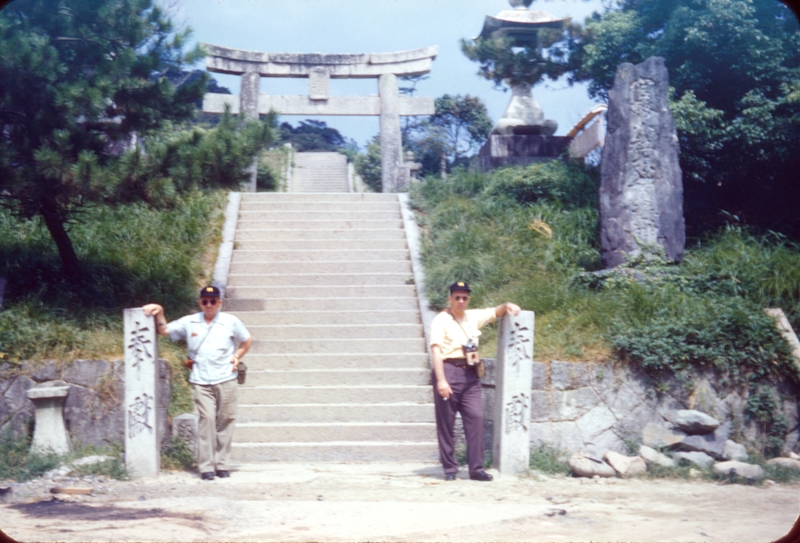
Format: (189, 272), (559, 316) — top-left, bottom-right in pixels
(199, 286), (221, 298)
(449, 281), (472, 294)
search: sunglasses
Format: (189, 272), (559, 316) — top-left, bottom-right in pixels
(453, 296), (470, 302)
(200, 299), (219, 306)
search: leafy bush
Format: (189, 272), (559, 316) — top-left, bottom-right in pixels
(529, 444), (571, 475)
(0, 430), (60, 482)
(161, 436), (197, 471)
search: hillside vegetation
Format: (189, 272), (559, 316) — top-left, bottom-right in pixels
(411, 163), (800, 399)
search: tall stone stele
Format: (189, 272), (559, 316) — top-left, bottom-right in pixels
(599, 56), (685, 268)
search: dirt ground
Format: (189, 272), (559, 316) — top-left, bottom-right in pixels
(1, 462), (798, 542)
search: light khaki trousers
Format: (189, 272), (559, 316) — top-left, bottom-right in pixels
(192, 378), (237, 474)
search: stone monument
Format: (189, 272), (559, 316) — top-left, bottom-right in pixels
(599, 56), (685, 268)
(123, 308), (160, 477)
(27, 383), (71, 455)
(474, 0), (572, 169)
(202, 44), (437, 193)
(492, 311), (535, 476)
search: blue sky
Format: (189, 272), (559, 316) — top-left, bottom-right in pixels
(177, 0), (607, 148)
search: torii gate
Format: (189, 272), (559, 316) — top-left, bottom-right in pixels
(201, 43), (438, 192)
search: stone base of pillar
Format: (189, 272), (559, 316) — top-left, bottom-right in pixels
(479, 135), (571, 171)
(27, 384), (71, 456)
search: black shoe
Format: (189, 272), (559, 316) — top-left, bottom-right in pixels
(470, 471), (493, 482)
(445, 473), (457, 481)
(216, 470), (230, 478)
(201, 472), (214, 481)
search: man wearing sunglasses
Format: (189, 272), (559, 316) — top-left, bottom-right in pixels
(143, 286), (252, 481)
(430, 281), (521, 482)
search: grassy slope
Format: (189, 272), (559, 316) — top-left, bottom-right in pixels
(411, 164), (800, 410)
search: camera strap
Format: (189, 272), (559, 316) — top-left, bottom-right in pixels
(446, 309), (473, 342)
(189, 319), (216, 362)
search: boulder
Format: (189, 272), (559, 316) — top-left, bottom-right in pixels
(568, 452), (616, 478)
(599, 56), (685, 268)
(722, 440), (748, 461)
(766, 457), (800, 470)
(603, 450), (647, 476)
(712, 460), (764, 481)
(673, 410), (720, 435)
(639, 445), (677, 468)
(642, 422), (686, 449)
(673, 451), (714, 468)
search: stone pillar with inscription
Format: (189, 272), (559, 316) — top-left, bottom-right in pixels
(492, 311), (534, 476)
(599, 56), (684, 268)
(124, 308), (160, 478)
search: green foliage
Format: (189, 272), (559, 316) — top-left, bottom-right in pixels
(0, 189), (225, 360)
(354, 137), (382, 192)
(160, 436), (196, 471)
(0, 430), (60, 481)
(573, 0), (800, 238)
(529, 444), (571, 475)
(278, 119), (355, 152)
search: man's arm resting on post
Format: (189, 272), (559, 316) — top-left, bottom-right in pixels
(142, 304), (170, 337)
(494, 302), (521, 318)
(431, 345), (452, 400)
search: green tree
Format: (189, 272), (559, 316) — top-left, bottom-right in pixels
(405, 94), (493, 175)
(0, 0), (215, 278)
(572, 0), (800, 237)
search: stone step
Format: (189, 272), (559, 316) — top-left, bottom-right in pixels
(240, 353), (429, 370)
(238, 210), (402, 221)
(235, 229), (406, 241)
(246, 323), (423, 340)
(234, 422), (436, 443)
(228, 261), (412, 275)
(226, 285), (416, 299)
(239, 202), (400, 212)
(235, 239), (407, 251)
(228, 273), (412, 287)
(231, 309), (419, 326)
(231, 250), (408, 263)
(246, 368), (430, 387)
(231, 442), (439, 462)
(241, 193), (397, 202)
(236, 220), (403, 230)
(236, 402), (433, 423)
(248, 337), (426, 354)
(224, 297), (418, 312)
(238, 385), (431, 404)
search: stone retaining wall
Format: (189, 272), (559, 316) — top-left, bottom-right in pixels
(480, 359), (800, 458)
(0, 359), (171, 449)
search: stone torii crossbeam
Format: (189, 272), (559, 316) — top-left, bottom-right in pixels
(202, 44), (438, 193)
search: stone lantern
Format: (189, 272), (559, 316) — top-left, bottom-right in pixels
(474, 0), (573, 169)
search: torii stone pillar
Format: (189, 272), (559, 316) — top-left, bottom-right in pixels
(202, 44), (438, 193)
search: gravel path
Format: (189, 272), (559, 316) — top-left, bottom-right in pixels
(1, 462), (798, 541)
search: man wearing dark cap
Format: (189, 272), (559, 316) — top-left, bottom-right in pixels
(143, 286), (252, 481)
(429, 281), (521, 481)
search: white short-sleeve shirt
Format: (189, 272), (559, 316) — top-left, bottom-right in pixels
(167, 312), (251, 385)
(429, 307), (497, 360)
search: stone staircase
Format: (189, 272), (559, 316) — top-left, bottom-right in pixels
(224, 191), (438, 461)
(290, 152), (350, 192)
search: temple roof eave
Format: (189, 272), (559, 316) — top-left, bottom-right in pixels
(475, 12), (570, 42)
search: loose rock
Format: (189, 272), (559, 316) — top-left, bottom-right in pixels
(603, 451), (647, 476)
(673, 451), (714, 468)
(766, 458), (800, 470)
(722, 440), (748, 462)
(712, 461), (764, 481)
(673, 410), (720, 435)
(568, 452), (616, 478)
(642, 422), (687, 449)
(639, 445), (676, 468)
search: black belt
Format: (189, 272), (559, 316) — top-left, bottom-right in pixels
(444, 358), (468, 368)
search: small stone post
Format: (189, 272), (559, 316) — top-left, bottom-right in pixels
(240, 70), (261, 193)
(27, 385), (71, 455)
(124, 308), (160, 478)
(492, 311), (535, 476)
(379, 73), (402, 193)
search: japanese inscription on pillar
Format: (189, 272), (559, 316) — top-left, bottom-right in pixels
(493, 310), (535, 476)
(124, 308), (160, 477)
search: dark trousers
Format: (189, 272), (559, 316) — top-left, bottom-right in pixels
(432, 363), (485, 476)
